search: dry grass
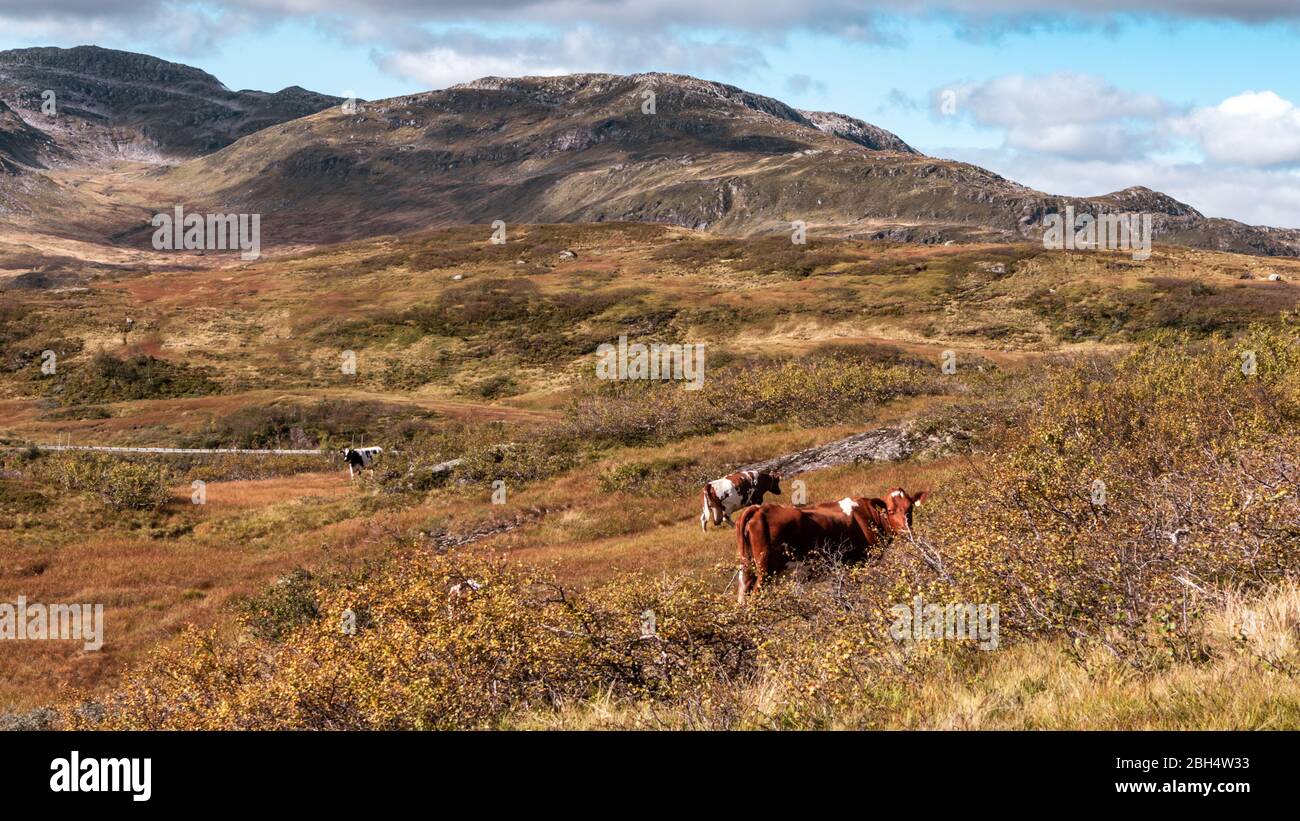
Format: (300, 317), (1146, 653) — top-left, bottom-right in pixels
(509, 582), (1300, 730)
(0, 469), (390, 709)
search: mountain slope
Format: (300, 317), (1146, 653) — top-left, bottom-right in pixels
(0, 45), (341, 163)
(0, 99), (58, 172)
(149, 71), (1299, 255)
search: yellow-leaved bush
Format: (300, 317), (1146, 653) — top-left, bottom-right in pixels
(918, 319), (1300, 660)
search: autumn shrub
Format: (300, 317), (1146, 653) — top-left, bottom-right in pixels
(179, 453), (328, 483)
(63, 555), (783, 729)
(53, 352), (219, 405)
(238, 569), (322, 642)
(453, 437), (581, 486)
(99, 461), (174, 511)
(918, 319), (1300, 661)
(595, 456), (700, 496)
(567, 354), (939, 446)
(183, 398), (436, 450)
(30, 452), (172, 511)
(60, 531), (991, 731)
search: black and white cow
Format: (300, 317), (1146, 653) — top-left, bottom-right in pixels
(341, 446), (383, 479)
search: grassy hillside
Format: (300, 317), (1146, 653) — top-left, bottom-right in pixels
(2, 225), (1299, 725)
(43, 323), (1300, 729)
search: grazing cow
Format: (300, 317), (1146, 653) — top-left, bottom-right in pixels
(341, 446), (383, 479)
(701, 470), (782, 532)
(448, 578), (482, 598)
(735, 487), (927, 603)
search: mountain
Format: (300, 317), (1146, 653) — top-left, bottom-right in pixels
(151, 71), (1300, 254)
(0, 52), (1296, 256)
(0, 45), (342, 164)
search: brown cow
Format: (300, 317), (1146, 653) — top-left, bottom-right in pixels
(700, 470), (782, 532)
(735, 488), (927, 603)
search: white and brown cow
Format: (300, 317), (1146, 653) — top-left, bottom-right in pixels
(341, 446), (383, 479)
(701, 469), (782, 532)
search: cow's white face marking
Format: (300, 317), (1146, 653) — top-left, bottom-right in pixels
(890, 490), (905, 499)
(838, 497), (858, 516)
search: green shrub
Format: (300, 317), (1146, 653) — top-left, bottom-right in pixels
(33, 453), (172, 511)
(182, 398), (436, 449)
(471, 374), (519, 399)
(53, 352), (218, 406)
(596, 456), (700, 496)
(566, 353), (939, 446)
(238, 569), (321, 642)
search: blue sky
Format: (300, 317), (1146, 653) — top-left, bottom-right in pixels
(2, 1), (1298, 226)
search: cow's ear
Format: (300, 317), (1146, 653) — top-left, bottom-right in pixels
(912, 490), (928, 507)
(871, 497), (889, 513)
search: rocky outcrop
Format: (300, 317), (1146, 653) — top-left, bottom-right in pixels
(741, 427), (917, 476)
(798, 109), (918, 154)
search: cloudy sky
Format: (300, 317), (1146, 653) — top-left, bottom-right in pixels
(2, 1), (1299, 227)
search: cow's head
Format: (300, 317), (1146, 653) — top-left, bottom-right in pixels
(766, 472), (783, 495)
(339, 447), (352, 457)
(875, 488), (928, 536)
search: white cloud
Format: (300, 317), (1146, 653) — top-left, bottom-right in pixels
(927, 75), (1300, 225)
(378, 48), (573, 89)
(784, 73), (826, 96)
(1173, 91), (1300, 167)
(953, 73), (1168, 127)
(371, 26), (766, 89)
(938, 73), (1167, 157)
(7, 0), (1300, 58)
(940, 146), (1300, 228)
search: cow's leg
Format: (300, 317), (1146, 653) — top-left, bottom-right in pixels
(744, 532), (764, 599)
(750, 524), (770, 594)
(736, 510), (757, 605)
(700, 504), (710, 532)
